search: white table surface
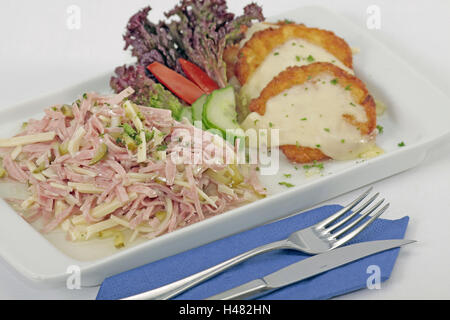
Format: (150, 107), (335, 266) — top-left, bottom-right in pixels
(0, 0), (449, 300)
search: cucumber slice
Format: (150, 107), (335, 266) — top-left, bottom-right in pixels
(202, 86), (241, 138)
(192, 94), (208, 125)
(179, 107), (193, 123)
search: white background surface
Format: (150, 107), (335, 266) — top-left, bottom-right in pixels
(0, 0), (449, 299)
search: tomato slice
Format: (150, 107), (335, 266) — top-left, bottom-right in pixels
(178, 58), (220, 94)
(147, 62), (205, 105)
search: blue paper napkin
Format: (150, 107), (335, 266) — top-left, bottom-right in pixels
(96, 205), (409, 300)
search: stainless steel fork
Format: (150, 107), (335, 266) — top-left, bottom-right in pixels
(124, 187), (388, 300)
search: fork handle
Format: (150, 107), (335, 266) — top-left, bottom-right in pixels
(123, 239), (291, 300)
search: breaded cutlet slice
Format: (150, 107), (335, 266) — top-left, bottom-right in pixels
(224, 21), (295, 80)
(249, 62), (376, 164)
(235, 23), (354, 86)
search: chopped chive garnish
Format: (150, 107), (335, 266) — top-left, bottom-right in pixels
(398, 141), (405, 147)
(307, 55), (315, 62)
(122, 123), (137, 138)
(350, 102), (356, 107)
(269, 122), (273, 127)
(377, 125), (384, 134)
(279, 182), (295, 188)
(283, 174), (292, 178)
(135, 135), (142, 145)
(303, 162), (324, 170)
(296, 55), (301, 62)
(145, 130), (154, 141)
(316, 144), (321, 148)
(156, 144), (168, 151)
(300, 117), (307, 121)
(330, 78), (338, 85)
(315, 162), (324, 170)
(274, 52), (280, 56)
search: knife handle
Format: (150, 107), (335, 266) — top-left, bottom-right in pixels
(123, 239), (290, 300)
(205, 279), (270, 300)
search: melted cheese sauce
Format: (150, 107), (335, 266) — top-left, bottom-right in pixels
(242, 75), (375, 160)
(240, 38), (354, 105)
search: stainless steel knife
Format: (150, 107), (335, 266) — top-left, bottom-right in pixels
(206, 239), (415, 300)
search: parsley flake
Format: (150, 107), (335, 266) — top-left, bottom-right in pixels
(376, 125), (384, 134)
(279, 182), (295, 188)
(303, 161), (324, 170)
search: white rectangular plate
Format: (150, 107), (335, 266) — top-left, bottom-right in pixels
(1, 6), (449, 286)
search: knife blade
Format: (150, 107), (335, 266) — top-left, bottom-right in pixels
(206, 239), (415, 300)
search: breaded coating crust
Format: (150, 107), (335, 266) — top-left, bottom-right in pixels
(223, 44), (240, 81)
(235, 24), (353, 86)
(280, 145), (331, 163)
(224, 22), (288, 81)
(249, 62), (376, 163)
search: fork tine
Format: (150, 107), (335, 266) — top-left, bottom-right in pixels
(315, 187), (373, 229)
(331, 198), (385, 238)
(331, 203), (390, 248)
(325, 192), (380, 233)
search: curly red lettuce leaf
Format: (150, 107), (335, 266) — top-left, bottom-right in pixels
(110, 65), (184, 120)
(114, 0), (264, 90)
